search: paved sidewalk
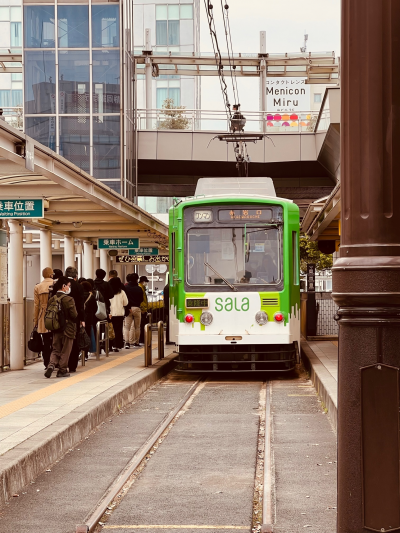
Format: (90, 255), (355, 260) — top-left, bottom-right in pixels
(301, 339), (338, 431)
(0, 342), (177, 505)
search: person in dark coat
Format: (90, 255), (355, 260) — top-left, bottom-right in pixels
(123, 273), (143, 348)
(81, 280), (97, 355)
(65, 266), (85, 372)
(44, 277), (78, 378)
(94, 268), (113, 316)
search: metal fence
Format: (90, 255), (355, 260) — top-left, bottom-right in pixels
(315, 292), (338, 336)
(0, 107), (23, 130)
(137, 108), (320, 133)
(0, 298), (39, 371)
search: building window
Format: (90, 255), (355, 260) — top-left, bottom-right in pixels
(92, 5), (119, 48)
(180, 5), (193, 19)
(25, 116), (56, 151)
(92, 50), (120, 113)
(156, 5), (180, 46)
(0, 90), (11, 107)
(59, 116), (90, 172)
(58, 5), (89, 48)
(58, 50), (90, 114)
(12, 89), (22, 107)
(10, 22), (22, 47)
(24, 51), (56, 114)
(24, 6), (55, 48)
(157, 79), (181, 108)
(93, 115), (120, 181)
(314, 93), (322, 104)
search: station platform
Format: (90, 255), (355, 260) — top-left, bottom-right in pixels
(0, 343), (177, 506)
(301, 338), (338, 431)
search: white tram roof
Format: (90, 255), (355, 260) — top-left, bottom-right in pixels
(195, 177), (280, 199)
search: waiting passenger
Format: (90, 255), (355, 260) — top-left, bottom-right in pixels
(33, 267), (54, 368)
(124, 273), (143, 348)
(65, 266), (85, 372)
(44, 277), (78, 378)
(80, 280), (97, 357)
(109, 277), (128, 352)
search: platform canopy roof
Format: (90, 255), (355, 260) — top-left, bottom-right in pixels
(0, 121), (169, 249)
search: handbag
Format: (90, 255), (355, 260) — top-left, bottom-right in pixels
(94, 290), (107, 321)
(77, 326), (91, 351)
(108, 322), (115, 341)
(28, 327), (44, 353)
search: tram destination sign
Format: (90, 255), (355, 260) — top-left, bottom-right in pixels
(219, 208), (273, 221)
(116, 255), (169, 264)
(98, 238), (139, 249)
(0, 199), (43, 219)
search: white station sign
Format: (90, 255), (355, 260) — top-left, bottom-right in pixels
(266, 77), (310, 113)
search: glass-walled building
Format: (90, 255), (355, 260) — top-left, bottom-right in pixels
(23, 1), (136, 199)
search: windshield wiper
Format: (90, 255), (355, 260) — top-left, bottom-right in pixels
(204, 262), (237, 291)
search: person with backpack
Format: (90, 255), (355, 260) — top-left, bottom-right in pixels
(44, 277), (78, 378)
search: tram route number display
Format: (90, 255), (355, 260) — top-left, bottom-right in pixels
(116, 255), (169, 264)
(186, 298), (209, 309)
(218, 208), (273, 221)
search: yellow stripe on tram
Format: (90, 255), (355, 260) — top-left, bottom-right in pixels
(0, 347), (152, 420)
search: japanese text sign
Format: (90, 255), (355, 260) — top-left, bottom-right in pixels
(98, 238), (140, 249)
(0, 199), (43, 219)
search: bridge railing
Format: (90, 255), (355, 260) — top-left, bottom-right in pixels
(137, 108), (322, 133)
(0, 106), (23, 130)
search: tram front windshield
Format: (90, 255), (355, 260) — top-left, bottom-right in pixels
(187, 226), (282, 287)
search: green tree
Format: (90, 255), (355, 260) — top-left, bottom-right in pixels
(158, 98), (190, 130)
(300, 235), (333, 273)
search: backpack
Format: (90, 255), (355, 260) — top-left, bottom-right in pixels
(44, 294), (67, 331)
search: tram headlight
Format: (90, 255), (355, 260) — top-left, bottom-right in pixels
(200, 311), (213, 326)
(255, 311), (268, 325)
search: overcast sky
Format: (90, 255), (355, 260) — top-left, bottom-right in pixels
(199, 0), (341, 111)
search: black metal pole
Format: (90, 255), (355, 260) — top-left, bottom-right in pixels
(332, 1), (400, 531)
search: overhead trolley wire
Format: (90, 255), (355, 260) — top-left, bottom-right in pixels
(220, 1), (240, 107)
(203, 0), (232, 120)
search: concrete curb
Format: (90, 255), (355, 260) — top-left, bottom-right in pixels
(301, 341), (337, 432)
(0, 354), (177, 507)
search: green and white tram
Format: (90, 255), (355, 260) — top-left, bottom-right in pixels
(168, 178), (300, 372)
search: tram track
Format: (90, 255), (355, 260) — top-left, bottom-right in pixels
(76, 374), (273, 533)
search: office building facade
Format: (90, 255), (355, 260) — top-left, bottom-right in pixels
(22, 0), (136, 199)
(0, 3), (23, 113)
(133, 0), (200, 111)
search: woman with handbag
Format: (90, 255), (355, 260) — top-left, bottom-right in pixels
(80, 281), (97, 357)
(109, 277), (128, 352)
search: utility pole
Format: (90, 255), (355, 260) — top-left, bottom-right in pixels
(332, 1), (400, 531)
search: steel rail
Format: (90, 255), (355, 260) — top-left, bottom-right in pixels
(76, 378), (203, 533)
(261, 381), (273, 532)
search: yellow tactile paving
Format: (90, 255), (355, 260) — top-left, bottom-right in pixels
(0, 347), (154, 420)
(104, 527), (249, 530)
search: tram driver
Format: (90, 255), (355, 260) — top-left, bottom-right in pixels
(256, 253), (278, 283)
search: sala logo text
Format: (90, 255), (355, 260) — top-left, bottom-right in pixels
(215, 297), (249, 312)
